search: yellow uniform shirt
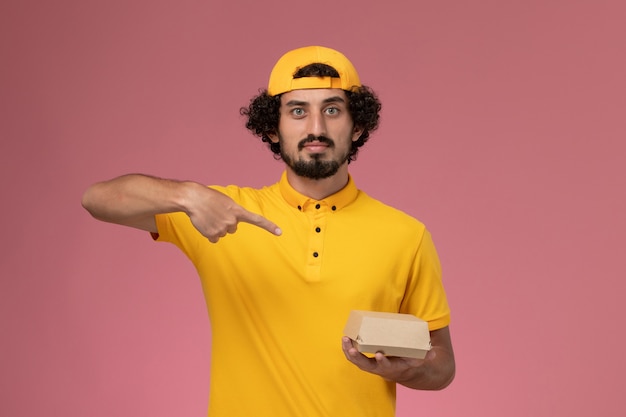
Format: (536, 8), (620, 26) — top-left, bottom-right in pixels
(155, 172), (450, 417)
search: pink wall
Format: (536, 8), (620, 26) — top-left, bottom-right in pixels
(2, 1), (625, 416)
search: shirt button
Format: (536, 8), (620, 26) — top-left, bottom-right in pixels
(331, 206), (337, 211)
(315, 203), (321, 209)
(313, 252), (319, 257)
(315, 227), (321, 233)
(297, 205), (302, 210)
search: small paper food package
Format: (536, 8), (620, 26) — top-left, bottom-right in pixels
(343, 310), (431, 359)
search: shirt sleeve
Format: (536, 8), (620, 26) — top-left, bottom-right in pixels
(153, 211), (206, 265)
(400, 229), (451, 331)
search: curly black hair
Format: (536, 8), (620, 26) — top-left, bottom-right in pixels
(240, 63), (381, 162)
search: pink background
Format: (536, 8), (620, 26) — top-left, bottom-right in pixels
(1, 1), (625, 416)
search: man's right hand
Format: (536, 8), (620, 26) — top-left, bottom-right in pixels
(185, 183), (282, 243)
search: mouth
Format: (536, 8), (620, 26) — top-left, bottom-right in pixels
(302, 142), (330, 153)
(298, 135), (334, 153)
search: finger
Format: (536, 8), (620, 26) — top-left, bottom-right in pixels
(341, 337), (359, 361)
(374, 352), (391, 367)
(342, 337), (376, 369)
(206, 228), (228, 244)
(238, 209), (282, 236)
(342, 337), (357, 357)
(207, 232), (226, 244)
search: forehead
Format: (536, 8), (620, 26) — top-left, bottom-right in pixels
(280, 88), (348, 105)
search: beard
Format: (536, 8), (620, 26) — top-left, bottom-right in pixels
(279, 134), (350, 180)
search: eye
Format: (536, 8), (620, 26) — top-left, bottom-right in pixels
(325, 107), (340, 116)
(291, 108), (305, 117)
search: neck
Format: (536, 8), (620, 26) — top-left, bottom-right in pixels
(284, 164), (349, 200)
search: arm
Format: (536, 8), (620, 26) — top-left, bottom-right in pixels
(342, 326), (455, 390)
(81, 174), (281, 242)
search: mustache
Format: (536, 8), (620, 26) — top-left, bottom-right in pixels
(297, 135), (335, 150)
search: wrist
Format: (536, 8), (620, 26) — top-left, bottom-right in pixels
(177, 181), (204, 216)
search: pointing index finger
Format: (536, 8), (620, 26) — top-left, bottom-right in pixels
(238, 209), (282, 236)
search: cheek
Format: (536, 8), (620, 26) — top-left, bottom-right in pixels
(280, 124), (310, 145)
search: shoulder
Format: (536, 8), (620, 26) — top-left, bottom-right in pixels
(209, 183), (281, 208)
(346, 190), (430, 244)
(354, 190), (425, 228)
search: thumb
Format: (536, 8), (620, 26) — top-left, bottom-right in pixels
(238, 209), (282, 236)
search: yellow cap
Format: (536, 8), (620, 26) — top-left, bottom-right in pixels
(267, 46), (361, 96)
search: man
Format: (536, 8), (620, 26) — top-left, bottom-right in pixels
(82, 46), (455, 417)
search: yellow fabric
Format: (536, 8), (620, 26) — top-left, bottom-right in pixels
(267, 45), (361, 96)
(154, 172), (451, 417)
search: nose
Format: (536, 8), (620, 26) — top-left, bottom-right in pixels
(307, 111), (327, 137)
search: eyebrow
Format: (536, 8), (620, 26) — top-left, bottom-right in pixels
(284, 96), (347, 107)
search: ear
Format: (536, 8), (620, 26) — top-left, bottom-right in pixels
(351, 126), (364, 142)
(268, 132), (279, 143)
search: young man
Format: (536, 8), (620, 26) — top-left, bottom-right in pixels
(82, 46), (455, 417)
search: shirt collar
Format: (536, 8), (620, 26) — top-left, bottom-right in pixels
(278, 171), (359, 212)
